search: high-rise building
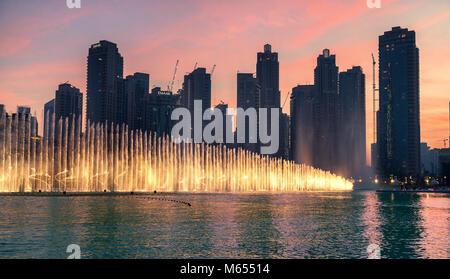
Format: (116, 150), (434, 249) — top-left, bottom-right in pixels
(279, 113), (290, 160)
(338, 66), (366, 177)
(237, 73), (260, 152)
(256, 44), (281, 156)
(313, 49), (339, 172)
(86, 40), (124, 127)
(44, 99), (55, 139)
(17, 106), (38, 137)
(0, 106), (39, 172)
(214, 102), (232, 146)
(257, 44), (280, 109)
(290, 85), (315, 165)
(181, 67), (211, 137)
(237, 73), (260, 110)
(55, 83), (83, 122)
(181, 67), (211, 113)
(420, 143), (439, 176)
(126, 73), (150, 131)
(144, 87), (180, 137)
(377, 27), (420, 179)
(53, 83), (83, 144)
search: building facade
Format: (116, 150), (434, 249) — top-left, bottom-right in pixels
(313, 49), (339, 173)
(290, 85), (315, 165)
(126, 73), (150, 131)
(338, 66), (366, 177)
(377, 27), (420, 179)
(86, 40), (124, 127)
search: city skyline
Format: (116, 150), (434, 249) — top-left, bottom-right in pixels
(0, 0), (449, 165)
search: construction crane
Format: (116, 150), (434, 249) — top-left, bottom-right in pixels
(193, 62), (198, 70)
(372, 53), (379, 144)
(167, 59), (179, 92)
(210, 64), (216, 76)
(444, 138), (449, 148)
(282, 91), (291, 110)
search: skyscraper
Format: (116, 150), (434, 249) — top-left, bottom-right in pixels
(86, 40), (124, 127)
(44, 99), (55, 139)
(237, 73), (260, 110)
(181, 67), (211, 113)
(126, 73), (150, 131)
(144, 87), (180, 137)
(339, 66), (366, 177)
(377, 27), (420, 179)
(55, 83), (83, 122)
(237, 73), (260, 152)
(181, 67), (211, 138)
(256, 44), (281, 156)
(290, 85), (315, 165)
(279, 113), (290, 160)
(257, 44), (280, 109)
(313, 49), (339, 172)
(17, 106), (38, 137)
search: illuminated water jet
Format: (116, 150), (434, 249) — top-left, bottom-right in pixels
(0, 115), (352, 193)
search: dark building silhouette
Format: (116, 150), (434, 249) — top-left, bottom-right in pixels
(55, 83), (83, 123)
(338, 66), (366, 177)
(313, 49), (339, 172)
(290, 85), (315, 165)
(214, 102), (232, 146)
(256, 44), (282, 156)
(257, 44), (280, 109)
(279, 113), (290, 160)
(17, 106), (38, 137)
(1, 106), (39, 174)
(126, 73), (150, 131)
(144, 87), (180, 137)
(181, 67), (211, 138)
(44, 99), (55, 139)
(237, 73), (260, 152)
(86, 40), (124, 127)
(377, 27), (420, 179)
(237, 73), (260, 110)
(371, 142), (378, 173)
(181, 67), (211, 113)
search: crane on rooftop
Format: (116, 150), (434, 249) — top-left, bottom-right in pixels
(168, 59), (179, 92)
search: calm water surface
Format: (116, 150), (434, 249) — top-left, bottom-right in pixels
(0, 191), (448, 258)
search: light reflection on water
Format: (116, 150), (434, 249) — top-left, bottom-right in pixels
(0, 191), (448, 259)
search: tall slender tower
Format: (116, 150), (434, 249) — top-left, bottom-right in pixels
(339, 66), (366, 177)
(377, 27), (420, 179)
(256, 44), (281, 156)
(126, 73), (150, 131)
(256, 44), (280, 109)
(237, 73), (260, 152)
(313, 49), (339, 172)
(86, 40), (124, 127)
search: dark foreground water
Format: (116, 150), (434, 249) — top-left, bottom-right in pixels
(0, 191), (448, 259)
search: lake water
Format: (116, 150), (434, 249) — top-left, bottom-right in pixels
(0, 191), (448, 259)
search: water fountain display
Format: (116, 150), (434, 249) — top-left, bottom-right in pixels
(0, 114), (353, 193)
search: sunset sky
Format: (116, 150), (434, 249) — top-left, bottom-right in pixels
(0, 0), (449, 164)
